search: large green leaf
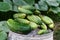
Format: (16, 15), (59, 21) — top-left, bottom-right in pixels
(36, 0), (48, 11)
(0, 31), (7, 40)
(3, 0), (12, 4)
(56, 0), (60, 4)
(0, 2), (11, 12)
(13, 0), (27, 6)
(35, 4), (40, 10)
(0, 21), (10, 32)
(46, 0), (59, 7)
(23, 0), (35, 5)
(12, 5), (19, 12)
(3, 0), (12, 10)
(50, 7), (60, 13)
(13, 0), (35, 6)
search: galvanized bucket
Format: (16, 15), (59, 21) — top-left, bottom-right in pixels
(8, 31), (53, 40)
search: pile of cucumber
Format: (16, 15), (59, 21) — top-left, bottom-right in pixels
(7, 5), (54, 35)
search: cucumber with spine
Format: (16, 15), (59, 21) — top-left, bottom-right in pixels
(15, 18), (30, 24)
(34, 10), (41, 15)
(7, 19), (32, 34)
(39, 15), (54, 29)
(29, 22), (38, 29)
(48, 23), (54, 29)
(18, 7), (33, 14)
(38, 30), (48, 35)
(27, 15), (42, 25)
(39, 15), (54, 24)
(13, 13), (26, 19)
(40, 23), (47, 30)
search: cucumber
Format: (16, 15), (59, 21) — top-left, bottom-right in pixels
(18, 7), (33, 14)
(15, 18), (30, 24)
(27, 15), (42, 25)
(29, 22), (38, 29)
(48, 23), (54, 29)
(38, 30), (48, 35)
(7, 19), (32, 34)
(34, 10), (41, 15)
(40, 23), (47, 30)
(13, 13), (26, 19)
(39, 15), (54, 24)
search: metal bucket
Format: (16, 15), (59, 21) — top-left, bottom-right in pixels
(8, 31), (53, 40)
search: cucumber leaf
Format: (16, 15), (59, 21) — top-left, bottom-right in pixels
(38, 0), (48, 11)
(0, 21), (10, 32)
(13, 0), (35, 6)
(56, 0), (60, 4)
(35, 4), (40, 10)
(12, 5), (19, 12)
(23, 0), (35, 5)
(46, 0), (59, 7)
(13, 0), (27, 6)
(35, 0), (48, 11)
(3, 0), (12, 10)
(0, 2), (11, 12)
(50, 7), (60, 13)
(0, 31), (7, 40)
(3, 0), (12, 4)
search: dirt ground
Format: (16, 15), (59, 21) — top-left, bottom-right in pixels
(54, 22), (60, 40)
